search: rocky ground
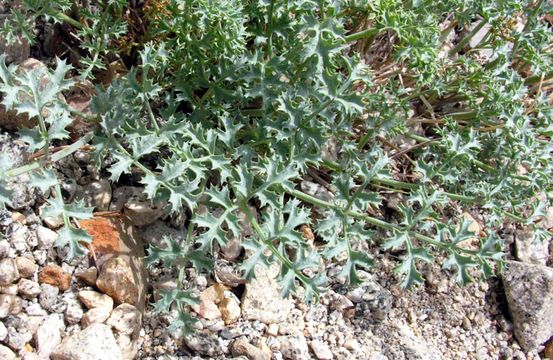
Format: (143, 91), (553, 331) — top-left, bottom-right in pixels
(0, 127), (552, 360)
(1, 12), (553, 360)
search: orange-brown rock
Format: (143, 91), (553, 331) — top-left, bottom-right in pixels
(39, 264), (71, 291)
(79, 215), (121, 257)
(545, 338), (553, 359)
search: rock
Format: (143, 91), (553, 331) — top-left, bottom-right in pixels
(345, 274), (392, 322)
(0, 258), (19, 285)
(0, 320), (6, 341)
(221, 237), (243, 261)
(114, 333), (138, 360)
(0, 344), (16, 360)
(502, 260), (553, 351)
(96, 257), (140, 306)
(81, 307), (111, 327)
(78, 290), (114, 310)
(0, 284), (17, 295)
(9, 221), (34, 252)
(6, 326), (32, 350)
(123, 194), (164, 226)
(329, 291), (354, 312)
(396, 322), (442, 359)
(39, 284), (59, 310)
(39, 264), (72, 291)
(139, 220), (185, 249)
(0, 239), (10, 258)
(310, 340), (333, 360)
(64, 300), (84, 325)
(0, 294), (22, 318)
(191, 284), (226, 320)
(35, 314), (64, 358)
(51, 323), (122, 360)
(220, 290), (241, 325)
(35, 226), (58, 249)
(75, 267), (98, 286)
(242, 265), (294, 324)
(280, 333), (310, 360)
(231, 338), (271, 360)
(15, 257), (37, 278)
(515, 227), (549, 265)
(106, 303), (141, 336)
(184, 331), (226, 357)
(10, 211), (26, 224)
(81, 179), (112, 211)
(24, 302), (46, 316)
(300, 181), (334, 202)
(17, 279), (41, 298)
(545, 338), (553, 359)
(214, 260), (246, 288)
(109, 186), (143, 212)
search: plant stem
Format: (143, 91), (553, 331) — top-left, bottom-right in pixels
(448, 18), (488, 56)
(345, 28), (379, 43)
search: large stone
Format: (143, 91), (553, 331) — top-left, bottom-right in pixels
(35, 314), (64, 358)
(51, 323), (121, 360)
(502, 260), (553, 351)
(280, 333), (310, 360)
(241, 265), (293, 324)
(81, 307), (111, 327)
(515, 227), (550, 265)
(191, 284), (225, 320)
(0, 258), (19, 286)
(39, 264), (72, 291)
(184, 331), (226, 357)
(35, 226), (58, 249)
(96, 257), (140, 306)
(75, 267), (98, 286)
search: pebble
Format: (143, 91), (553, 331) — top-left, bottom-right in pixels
(75, 267), (98, 286)
(39, 264), (72, 291)
(18, 279), (41, 299)
(0, 344), (16, 360)
(81, 307), (112, 327)
(310, 339), (333, 360)
(15, 257), (37, 278)
(78, 290), (114, 311)
(0, 294), (22, 318)
(0, 321), (6, 341)
(64, 300), (84, 325)
(279, 333), (310, 360)
(107, 303), (142, 335)
(35, 226), (58, 249)
(39, 283), (59, 310)
(6, 326), (32, 350)
(231, 338), (271, 360)
(0, 258), (19, 286)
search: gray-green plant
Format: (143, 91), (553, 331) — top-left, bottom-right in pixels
(0, 0), (551, 331)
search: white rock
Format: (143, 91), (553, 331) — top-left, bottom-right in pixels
(78, 290), (114, 311)
(0, 258), (19, 286)
(36, 226), (58, 248)
(106, 303), (141, 336)
(81, 307), (112, 327)
(39, 283), (59, 310)
(0, 294), (22, 318)
(242, 265), (293, 324)
(65, 300), (84, 325)
(502, 260), (553, 351)
(0, 321), (7, 341)
(81, 179), (112, 211)
(0, 344), (16, 360)
(6, 326), (32, 350)
(18, 279), (41, 298)
(35, 314), (65, 358)
(0, 239), (10, 258)
(280, 333), (310, 360)
(24, 303), (47, 316)
(0, 284), (18, 295)
(51, 323), (122, 360)
(515, 227), (549, 265)
(310, 340), (333, 360)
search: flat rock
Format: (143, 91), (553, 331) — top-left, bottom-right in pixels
(39, 264), (71, 291)
(502, 260), (553, 351)
(51, 323), (121, 360)
(241, 265), (293, 324)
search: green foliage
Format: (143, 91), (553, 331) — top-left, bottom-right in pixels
(0, 0), (551, 332)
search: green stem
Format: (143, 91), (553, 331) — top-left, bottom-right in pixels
(448, 18), (488, 56)
(7, 132), (94, 178)
(52, 12), (85, 30)
(512, 0), (546, 55)
(345, 28), (380, 43)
